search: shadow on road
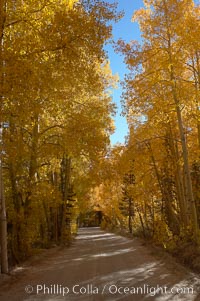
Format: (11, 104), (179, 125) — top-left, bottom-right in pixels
(0, 227), (200, 301)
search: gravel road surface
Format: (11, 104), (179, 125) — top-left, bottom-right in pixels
(0, 227), (200, 301)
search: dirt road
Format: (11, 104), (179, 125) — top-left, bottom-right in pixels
(0, 227), (200, 300)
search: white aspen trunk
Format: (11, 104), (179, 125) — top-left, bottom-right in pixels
(174, 100), (199, 239)
(168, 125), (188, 227)
(163, 0), (199, 239)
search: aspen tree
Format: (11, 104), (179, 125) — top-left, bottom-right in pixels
(0, 0), (8, 274)
(117, 0), (199, 241)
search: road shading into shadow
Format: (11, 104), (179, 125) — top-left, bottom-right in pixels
(0, 227), (199, 300)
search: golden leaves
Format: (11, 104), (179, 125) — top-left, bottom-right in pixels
(0, 0), (121, 255)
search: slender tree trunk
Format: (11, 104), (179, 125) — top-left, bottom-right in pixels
(29, 114), (39, 182)
(128, 197), (133, 234)
(136, 206), (146, 238)
(0, 144), (8, 273)
(164, 15), (199, 238)
(193, 52), (200, 149)
(162, 0), (199, 240)
(167, 125), (188, 227)
(0, 0), (8, 274)
(60, 155), (71, 244)
(170, 69), (199, 240)
(0, 0), (6, 114)
(147, 140), (181, 235)
(146, 141), (164, 213)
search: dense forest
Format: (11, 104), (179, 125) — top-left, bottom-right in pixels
(0, 0), (120, 273)
(0, 0), (200, 274)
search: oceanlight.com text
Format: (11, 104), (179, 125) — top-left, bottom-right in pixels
(25, 283), (194, 297)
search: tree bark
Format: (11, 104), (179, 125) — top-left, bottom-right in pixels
(60, 155), (72, 244)
(170, 72), (199, 240)
(0, 127), (8, 274)
(167, 125), (188, 227)
(0, 0), (8, 274)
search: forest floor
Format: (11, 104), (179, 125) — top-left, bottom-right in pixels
(0, 227), (200, 301)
